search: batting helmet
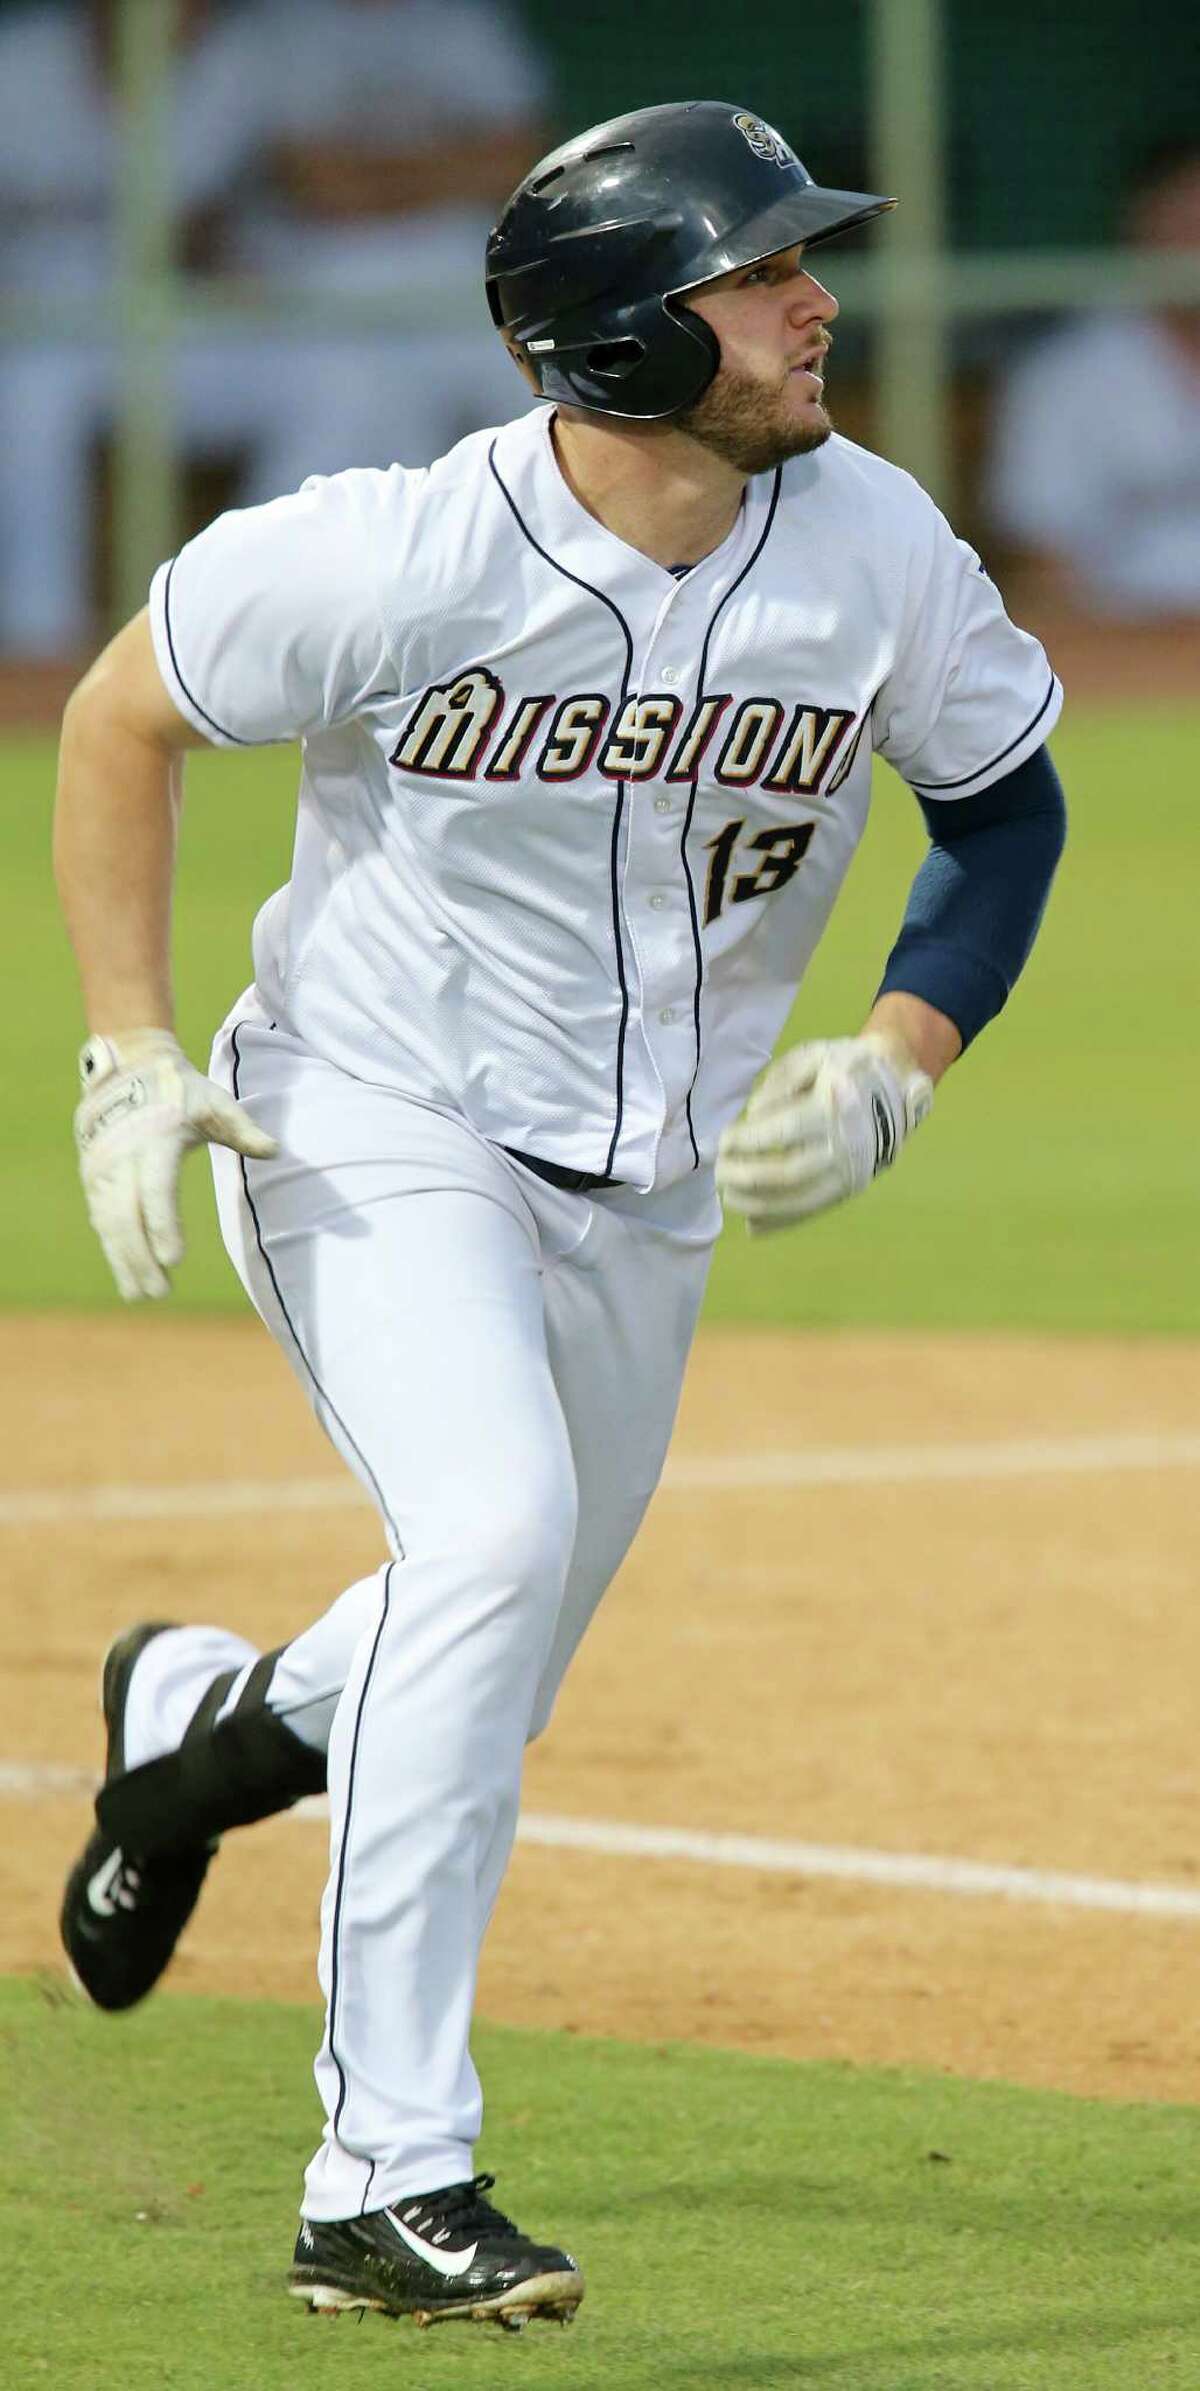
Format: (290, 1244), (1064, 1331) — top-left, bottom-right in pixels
(485, 100), (894, 422)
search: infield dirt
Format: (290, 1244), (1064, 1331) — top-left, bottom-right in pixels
(3, 1315), (1198, 2106)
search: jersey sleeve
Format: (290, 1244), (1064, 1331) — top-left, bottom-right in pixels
(872, 495), (1063, 801)
(147, 471), (396, 747)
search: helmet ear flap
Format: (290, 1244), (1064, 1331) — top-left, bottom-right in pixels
(665, 295), (721, 397)
(535, 306), (721, 423)
(486, 208), (723, 419)
(578, 303), (719, 397)
(535, 297), (718, 419)
(584, 337), (645, 381)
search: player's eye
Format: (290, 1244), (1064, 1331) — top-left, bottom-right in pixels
(741, 251), (803, 288)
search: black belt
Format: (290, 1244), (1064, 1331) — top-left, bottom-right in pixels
(503, 1146), (620, 1194)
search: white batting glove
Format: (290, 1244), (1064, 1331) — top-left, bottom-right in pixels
(716, 1033), (934, 1233)
(74, 1029), (277, 1301)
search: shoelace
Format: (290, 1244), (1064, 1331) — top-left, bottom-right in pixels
(397, 2171), (519, 2246)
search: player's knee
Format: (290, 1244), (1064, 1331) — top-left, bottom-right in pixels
(496, 1484), (578, 1606)
(454, 1468), (577, 1612)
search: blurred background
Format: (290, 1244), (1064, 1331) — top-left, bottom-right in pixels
(1, 0), (1198, 686)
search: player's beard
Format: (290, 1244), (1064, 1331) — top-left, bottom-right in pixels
(677, 359), (833, 476)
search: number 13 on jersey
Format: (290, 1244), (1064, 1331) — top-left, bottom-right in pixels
(703, 818), (816, 926)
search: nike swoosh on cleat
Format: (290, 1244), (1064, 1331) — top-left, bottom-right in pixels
(86, 1848), (137, 1917)
(385, 2213), (479, 2278)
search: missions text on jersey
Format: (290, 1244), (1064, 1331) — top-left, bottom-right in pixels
(148, 406), (1061, 1193)
(393, 671), (858, 797)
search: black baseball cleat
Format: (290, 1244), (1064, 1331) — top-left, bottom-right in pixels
(287, 2171), (584, 2331)
(59, 1621), (216, 2011)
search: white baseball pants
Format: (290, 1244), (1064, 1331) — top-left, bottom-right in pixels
(122, 999), (716, 2217)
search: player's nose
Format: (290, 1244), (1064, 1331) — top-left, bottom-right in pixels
(788, 272), (839, 326)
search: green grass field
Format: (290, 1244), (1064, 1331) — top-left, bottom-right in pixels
(6, 1979), (1200, 2391)
(6, 704), (1199, 1328)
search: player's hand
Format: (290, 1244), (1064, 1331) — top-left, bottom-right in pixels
(73, 1029), (277, 1301)
(716, 1032), (933, 1233)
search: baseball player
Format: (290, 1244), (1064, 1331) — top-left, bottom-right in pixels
(54, 102), (1066, 2332)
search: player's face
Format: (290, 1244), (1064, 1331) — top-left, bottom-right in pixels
(677, 244), (840, 473)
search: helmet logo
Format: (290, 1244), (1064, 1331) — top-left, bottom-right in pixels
(732, 112), (796, 169)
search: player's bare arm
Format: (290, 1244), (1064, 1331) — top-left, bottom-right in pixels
(55, 615), (275, 1300)
(55, 610), (204, 1032)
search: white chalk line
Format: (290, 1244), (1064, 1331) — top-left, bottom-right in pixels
(2, 1431), (1199, 1529)
(7, 1758), (1200, 1923)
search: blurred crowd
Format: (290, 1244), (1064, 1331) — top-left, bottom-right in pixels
(985, 137), (1200, 622)
(0, 0), (548, 655)
(1, 1), (1198, 658)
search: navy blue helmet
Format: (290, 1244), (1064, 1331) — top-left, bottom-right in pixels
(485, 100), (894, 421)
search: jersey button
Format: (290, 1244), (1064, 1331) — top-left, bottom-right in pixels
(648, 893), (666, 910)
(659, 1006), (678, 1025)
(660, 667), (678, 684)
(653, 796), (671, 814)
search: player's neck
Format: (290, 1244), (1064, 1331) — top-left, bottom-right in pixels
(550, 411), (746, 571)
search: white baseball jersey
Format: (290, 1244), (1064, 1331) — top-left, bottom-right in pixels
(149, 404), (1061, 1191)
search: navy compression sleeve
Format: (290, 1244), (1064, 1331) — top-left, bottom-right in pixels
(875, 743), (1067, 1048)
